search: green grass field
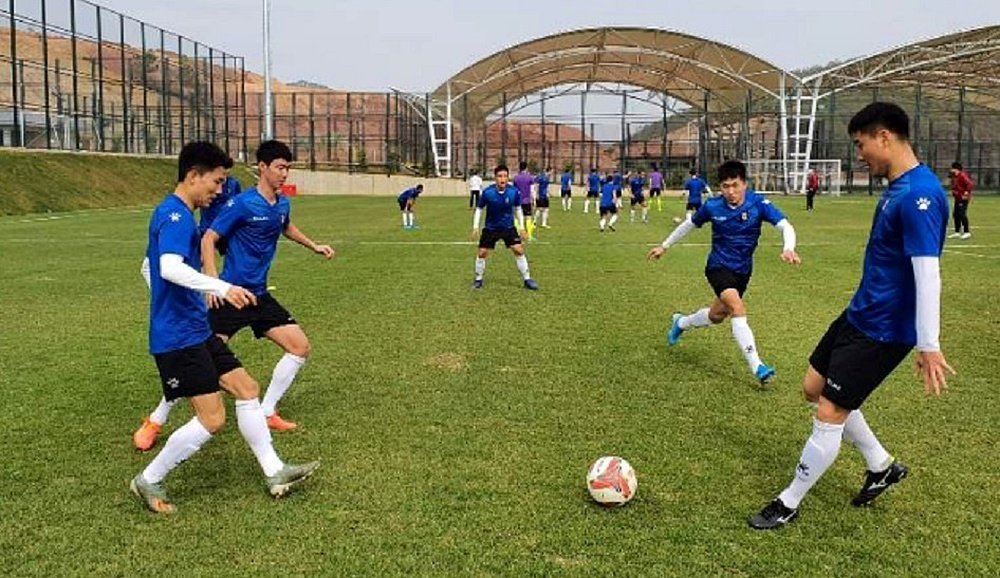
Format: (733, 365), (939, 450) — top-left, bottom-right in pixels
(1, 194), (998, 576)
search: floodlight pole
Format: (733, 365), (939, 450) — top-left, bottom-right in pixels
(262, 0), (273, 141)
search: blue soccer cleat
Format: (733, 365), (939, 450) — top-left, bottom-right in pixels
(667, 313), (684, 346)
(755, 363), (776, 385)
(523, 278), (539, 291)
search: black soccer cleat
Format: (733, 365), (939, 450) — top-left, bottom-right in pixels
(471, 278), (484, 289)
(852, 460), (908, 507)
(748, 498), (798, 530)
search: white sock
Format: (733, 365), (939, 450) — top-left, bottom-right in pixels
(731, 316), (763, 373)
(141, 417), (212, 484)
(609, 214), (619, 227)
(584, 199), (590, 213)
(401, 213), (407, 227)
(235, 398), (284, 477)
(778, 419), (844, 509)
(407, 213), (415, 227)
(474, 257), (486, 280)
(149, 397), (178, 426)
(679, 307), (712, 330)
(599, 217), (606, 230)
(630, 209), (636, 221)
(261, 353), (306, 417)
(515, 254), (530, 280)
(642, 207), (648, 221)
(567, 198), (572, 211)
(541, 209), (548, 226)
(843, 410), (892, 472)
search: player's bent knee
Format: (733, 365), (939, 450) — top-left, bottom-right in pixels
(816, 397), (850, 424)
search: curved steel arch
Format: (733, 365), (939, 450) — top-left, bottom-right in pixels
(434, 27), (791, 123)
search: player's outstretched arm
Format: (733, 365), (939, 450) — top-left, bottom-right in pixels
(649, 215), (696, 260)
(159, 253), (256, 309)
(283, 222), (335, 259)
(773, 219), (801, 265)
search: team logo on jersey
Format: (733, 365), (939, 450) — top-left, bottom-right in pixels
(251, 216), (269, 222)
(226, 199), (235, 208)
(741, 212), (748, 221)
(916, 197), (931, 211)
(169, 212), (181, 223)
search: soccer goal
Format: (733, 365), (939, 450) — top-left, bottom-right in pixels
(742, 159), (843, 196)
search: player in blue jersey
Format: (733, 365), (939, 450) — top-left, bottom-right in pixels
(471, 164), (539, 290)
(749, 103), (954, 530)
(398, 184), (423, 229)
(598, 173), (619, 232)
(130, 142), (318, 514)
(133, 140), (334, 448)
(585, 168), (601, 214)
(647, 160), (800, 385)
(628, 170), (648, 224)
(675, 168), (711, 223)
(535, 167), (552, 229)
(560, 168), (573, 211)
(612, 169), (624, 208)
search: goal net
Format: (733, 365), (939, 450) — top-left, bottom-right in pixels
(742, 159), (843, 196)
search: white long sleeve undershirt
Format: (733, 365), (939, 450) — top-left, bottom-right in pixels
(159, 253), (231, 298)
(515, 206), (525, 230)
(140, 257), (151, 289)
(912, 256), (941, 352)
(660, 216), (697, 248)
(774, 219), (797, 252)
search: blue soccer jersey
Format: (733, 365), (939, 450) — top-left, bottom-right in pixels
(600, 181), (617, 208)
(560, 172), (572, 191)
(612, 171), (623, 192)
(587, 172), (601, 193)
(536, 173), (550, 199)
(477, 183), (520, 230)
(629, 176), (644, 196)
(199, 176), (242, 234)
(146, 194), (212, 354)
(397, 187), (421, 203)
(684, 177), (708, 205)
(690, 191), (786, 274)
(847, 164), (948, 345)
(209, 187), (291, 296)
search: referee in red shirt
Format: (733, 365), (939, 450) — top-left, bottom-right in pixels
(948, 162), (973, 239)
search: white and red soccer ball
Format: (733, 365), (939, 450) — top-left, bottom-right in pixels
(586, 456), (637, 506)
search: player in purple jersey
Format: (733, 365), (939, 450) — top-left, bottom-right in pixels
(513, 161), (536, 241)
(647, 160), (800, 386)
(130, 142), (318, 514)
(649, 164), (664, 212)
(749, 103), (954, 530)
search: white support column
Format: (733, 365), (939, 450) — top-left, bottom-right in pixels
(779, 73), (790, 194)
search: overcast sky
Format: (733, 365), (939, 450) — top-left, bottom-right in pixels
(93, 0), (999, 92)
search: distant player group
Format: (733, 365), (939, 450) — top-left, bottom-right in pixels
(133, 102), (953, 533)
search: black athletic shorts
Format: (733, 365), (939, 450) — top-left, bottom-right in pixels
(153, 335), (242, 402)
(479, 227), (522, 249)
(630, 196), (645, 206)
(209, 292), (297, 339)
(650, 188), (662, 197)
(398, 199), (409, 211)
(520, 202), (533, 216)
(705, 267), (750, 297)
(587, 190), (600, 198)
(599, 205), (618, 216)
(686, 202), (702, 212)
(536, 197), (550, 208)
(809, 310), (912, 410)
(561, 189), (572, 198)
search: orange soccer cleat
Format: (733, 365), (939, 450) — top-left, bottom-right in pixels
(132, 417), (162, 452)
(266, 413), (298, 432)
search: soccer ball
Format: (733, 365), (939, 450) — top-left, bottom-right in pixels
(586, 456), (637, 506)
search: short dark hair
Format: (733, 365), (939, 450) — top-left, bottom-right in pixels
(519, 161), (528, 171)
(951, 161), (963, 170)
(177, 141), (233, 183)
(689, 168), (697, 176)
(415, 184), (424, 190)
(256, 139), (293, 165)
(847, 102), (910, 140)
(494, 164), (509, 175)
(717, 160), (747, 182)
